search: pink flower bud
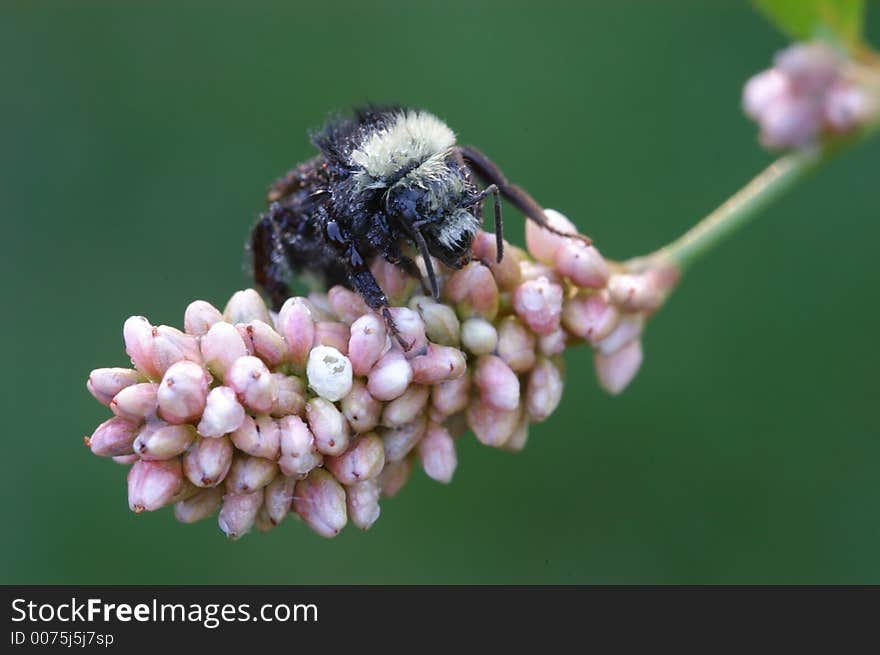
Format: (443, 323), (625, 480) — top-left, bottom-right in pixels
(367, 349), (413, 400)
(134, 422), (196, 460)
(562, 292), (619, 343)
(377, 458), (411, 498)
(305, 292), (335, 321)
(824, 82), (868, 133)
(387, 307), (427, 356)
(231, 415), (281, 459)
(86, 416), (138, 457)
(742, 68), (789, 120)
(278, 415), (323, 477)
(595, 339), (643, 395)
(128, 459), (183, 513)
(496, 317), (537, 373)
(474, 354), (520, 411)
(277, 297), (316, 371)
(270, 373), (306, 418)
(443, 262), (499, 320)
(503, 415), (530, 453)
(595, 314), (643, 356)
(370, 258), (415, 305)
(775, 42), (839, 94)
(538, 327), (567, 356)
(157, 361), (209, 424)
(225, 454), (278, 494)
(123, 316), (160, 379)
(466, 399), (521, 447)
(513, 277), (563, 336)
(526, 356), (564, 422)
(460, 317), (498, 355)
(226, 355), (276, 413)
(218, 490), (263, 539)
(607, 274), (661, 312)
(410, 344), (466, 385)
(431, 374), (470, 417)
(307, 345), (353, 402)
(348, 313), (388, 376)
(328, 285), (371, 324)
(313, 321), (351, 355)
(410, 296), (461, 347)
(325, 433), (385, 484)
(759, 97), (821, 149)
(525, 208), (577, 264)
(224, 289), (272, 325)
(418, 423), (457, 483)
(110, 382), (158, 422)
(341, 380), (382, 434)
(519, 260), (560, 284)
(346, 479), (381, 530)
(197, 386), (246, 437)
(554, 240), (609, 289)
(87, 368), (143, 406)
(263, 474), (297, 526)
(294, 468), (348, 538)
(471, 230), (522, 290)
(113, 454), (139, 465)
(184, 300), (223, 336)
(201, 321), (249, 379)
(305, 397), (350, 456)
(239, 320), (288, 368)
(381, 384), (430, 427)
(151, 325), (202, 377)
(183, 435), (234, 487)
(174, 486), (223, 524)
(379, 415), (427, 462)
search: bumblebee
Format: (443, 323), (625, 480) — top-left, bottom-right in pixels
(250, 106), (581, 342)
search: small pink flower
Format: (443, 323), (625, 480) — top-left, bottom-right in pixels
(174, 487), (223, 524)
(346, 479), (381, 530)
(277, 297), (316, 371)
(128, 459), (183, 513)
(183, 300), (223, 336)
(218, 490), (263, 540)
(223, 289), (272, 325)
(157, 361), (210, 425)
(594, 339), (643, 395)
(348, 313), (388, 376)
(225, 454), (278, 494)
(230, 415), (281, 460)
(474, 354), (520, 411)
(182, 435), (234, 487)
(225, 356), (275, 414)
(110, 382), (158, 422)
(341, 380), (383, 434)
(86, 416), (139, 457)
(324, 433), (385, 484)
(197, 386), (246, 438)
(200, 321), (249, 379)
(367, 349), (413, 400)
(134, 422), (195, 461)
(418, 423), (457, 483)
(381, 384), (430, 427)
(278, 415), (323, 478)
(294, 468), (348, 538)
(513, 277), (563, 336)
(305, 397), (350, 456)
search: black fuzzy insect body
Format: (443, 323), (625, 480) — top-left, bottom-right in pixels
(250, 107), (582, 341)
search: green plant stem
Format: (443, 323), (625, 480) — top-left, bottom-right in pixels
(645, 120), (880, 272)
(655, 149), (824, 271)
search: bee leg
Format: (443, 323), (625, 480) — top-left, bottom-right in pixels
(347, 254), (412, 351)
(384, 247), (431, 297)
(250, 211), (291, 311)
(467, 184), (503, 263)
(457, 144), (592, 246)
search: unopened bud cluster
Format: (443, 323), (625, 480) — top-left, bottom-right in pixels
(743, 41), (877, 150)
(85, 212), (676, 539)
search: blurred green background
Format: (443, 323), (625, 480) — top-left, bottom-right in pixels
(2, 1), (878, 584)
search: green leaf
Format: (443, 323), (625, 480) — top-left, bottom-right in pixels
(751, 0), (865, 51)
